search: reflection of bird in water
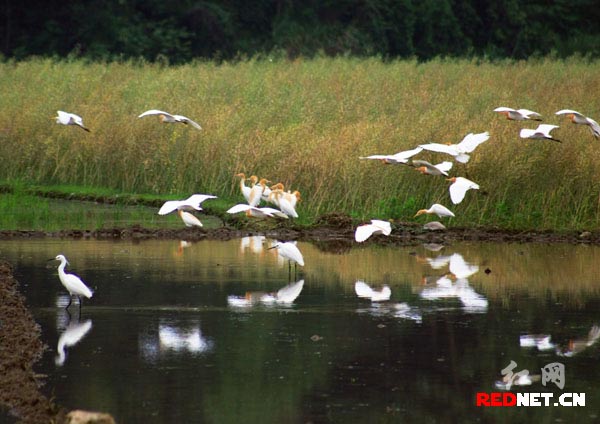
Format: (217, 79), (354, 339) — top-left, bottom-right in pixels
(159, 324), (212, 353)
(175, 240), (192, 256)
(416, 254), (452, 270)
(50, 254), (93, 310)
(239, 236), (266, 254)
(227, 279), (305, 307)
(259, 279), (305, 304)
(449, 253), (479, 279)
(495, 373), (541, 390)
(354, 219), (392, 243)
(422, 243), (445, 252)
(355, 280), (391, 302)
(557, 325), (600, 357)
(519, 334), (556, 351)
(55, 314), (93, 366)
(419, 276), (487, 313)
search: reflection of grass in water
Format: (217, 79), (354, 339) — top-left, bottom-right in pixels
(0, 193), (221, 230)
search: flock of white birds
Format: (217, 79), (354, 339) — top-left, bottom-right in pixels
(355, 106), (600, 242)
(50, 105), (599, 306)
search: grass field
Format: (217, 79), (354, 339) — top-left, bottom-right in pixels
(1, 56), (600, 230)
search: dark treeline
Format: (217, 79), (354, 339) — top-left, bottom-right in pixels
(2, 0), (599, 62)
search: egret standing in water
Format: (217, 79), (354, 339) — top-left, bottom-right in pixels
(50, 255), (93, 309)
(269, 242), (304, 276)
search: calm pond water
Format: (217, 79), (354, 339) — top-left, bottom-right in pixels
(1, 238), (599, 423)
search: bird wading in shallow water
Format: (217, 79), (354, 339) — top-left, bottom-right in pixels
(269, 242), (304, 276)
(50, 254), (93, 310)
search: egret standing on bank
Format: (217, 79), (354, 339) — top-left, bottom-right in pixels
(50, 255), (93, 309)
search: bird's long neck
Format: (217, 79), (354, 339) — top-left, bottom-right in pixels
(58, 259), (67, 275)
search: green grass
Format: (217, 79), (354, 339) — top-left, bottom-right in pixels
(1, 56), (600, 231)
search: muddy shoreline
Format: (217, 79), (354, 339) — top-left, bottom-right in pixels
(0, 217), (598, 246)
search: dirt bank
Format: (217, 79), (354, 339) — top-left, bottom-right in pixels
(1, 213), (598, 247)
(0, 260), (66, 423)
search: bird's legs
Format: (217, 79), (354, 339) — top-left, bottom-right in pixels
(65, 295), (73, 309)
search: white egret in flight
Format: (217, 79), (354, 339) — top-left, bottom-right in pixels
(54, 111), (90, 132)
(354, 219), (392, 242)
(519, 124), (561, 143)
(555, 109), (600, 139)
(447, 177), (480, 204)
(420, 132), (489, 163)
(138, 109), (202, 130)
(493, 107), (542, 121)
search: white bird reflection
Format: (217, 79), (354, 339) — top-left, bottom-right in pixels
(139, 320), (213, 362)
(519, 334), (556, 351)
(227, 279), (305, 308)
(419, 276), (488, 313)
(159, 325), (211, 353)
(357, 302), (422, 323)
(239, 235), (266, 255)
(556, 325), (600, 357)
(448, 253), (479, 279)
(55, 310), (93, 366)
(355, 280), (391, 302)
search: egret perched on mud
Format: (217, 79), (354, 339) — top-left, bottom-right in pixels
(447, 177), (480, 204)
(138, 109), (202, 130)
(493, 107), (542, 121)
(555, 109), (600, 139)
(51, 255), (93, 309)
(354, 219), (392, 242)
(415, 204), (455, 219)
(54, 111), (90, 132)
(519, 124), (561, 143)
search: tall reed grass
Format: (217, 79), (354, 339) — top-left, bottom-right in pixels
(1, 56), (599, 230)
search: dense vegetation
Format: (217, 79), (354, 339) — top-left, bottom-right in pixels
(1, 57), (600, 230)
(2, 1), (600, 62)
